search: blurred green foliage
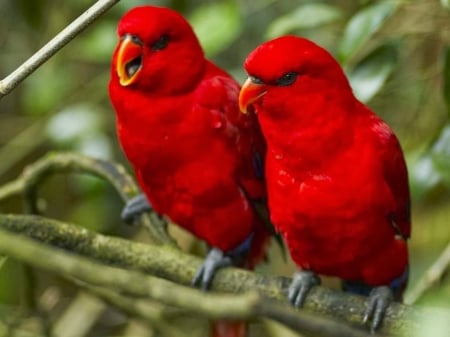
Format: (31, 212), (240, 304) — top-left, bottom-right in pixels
(337, 0), (398, 64)
(0, 0), (449, 336)
(189, 0), (242, 56)
(266, 3), (343, 39)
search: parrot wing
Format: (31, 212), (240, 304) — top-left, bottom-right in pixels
(384, 135), (411, 239)
(195, 67), (266, 201)
(195, 70), (284, 256)
(373, 118), (411, 240)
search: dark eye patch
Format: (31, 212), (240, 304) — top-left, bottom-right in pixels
(276, 72), (298, 86)
(120, 34), (142, 45)
(250, 76), (264, 85)
(151, 34), (169, 51)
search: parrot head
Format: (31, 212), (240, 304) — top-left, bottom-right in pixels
(239, 35), (353, 116)
(111, 6), (205, 94)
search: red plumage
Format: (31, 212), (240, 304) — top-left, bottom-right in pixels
(109, 6), (270, 337)
(264, 105), (409, 285)
(239, 36), (410, 327)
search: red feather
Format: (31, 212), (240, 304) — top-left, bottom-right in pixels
(109, 6), (270, 337)
(241, 35), (410, 288)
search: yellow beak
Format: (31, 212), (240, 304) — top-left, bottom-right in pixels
(239, 77), (267, 114)
(116, 35), (143, 86)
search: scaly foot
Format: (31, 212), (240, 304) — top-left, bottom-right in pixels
(121, 193), (152, 225)
(363, 286), (393, 332)
(192, 247), (233, 290)
(288, 270), (321, 308)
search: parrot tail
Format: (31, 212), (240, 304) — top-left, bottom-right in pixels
(211, 321), (247, 337)
(210, 220), (271, 337)
(342, 265), (409, 301)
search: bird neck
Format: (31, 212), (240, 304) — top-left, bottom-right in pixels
(260, 93), (359, 172)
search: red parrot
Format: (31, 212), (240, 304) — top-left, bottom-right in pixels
(239, 35), (410, 331)
(108, 6), (271, 337)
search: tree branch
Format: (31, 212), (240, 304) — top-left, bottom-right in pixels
(51, 292), (106, 337)
(0, 151), (175, 337)
(1, 214), (447, 336)
(0, 151), (174, 245)
(76, 282), (187, 337)
(405, 241), (450, 305)
(0, 226), (373, 337)
(0, 0), (120, 99)
(1, 152), (448, 336)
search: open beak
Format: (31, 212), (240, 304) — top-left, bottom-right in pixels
(116, 35), (143, 86)
(239, 78), (267, 114)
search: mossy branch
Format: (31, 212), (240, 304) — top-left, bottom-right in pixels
(0, 226), (373, 337)
(0, 151), (174, 245)
(0, 214), (448, 336)
(1, 152), (448, 336)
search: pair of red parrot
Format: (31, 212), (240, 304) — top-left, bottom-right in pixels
(108, 5), (410, 337)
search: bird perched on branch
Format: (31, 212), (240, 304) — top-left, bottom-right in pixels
(239, 35), (410, 331)
(109, 6), (272, 337)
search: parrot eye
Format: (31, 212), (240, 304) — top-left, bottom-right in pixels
(121, 34), (143, 45)
(250, 76), (264, 85)
(151, 34), (169, 51)
(276, 72), (298, 86)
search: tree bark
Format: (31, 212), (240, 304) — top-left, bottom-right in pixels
(0, 214), (447, 336)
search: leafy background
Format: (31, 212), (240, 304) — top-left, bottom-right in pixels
(0, 0), (449, 336)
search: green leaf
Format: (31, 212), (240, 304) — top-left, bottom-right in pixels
(46, 104), (112, 158)
(348, 43), (398, 103)
(431, 124), (450, 185)
(46, 104), (103, 144)
(0, 256), (6, 270)
(14, 0), (47, 28)
(414, 311), (450, 337)
(266, 3), (342, 39)
(409, 124), (450, 199)
(73, 21), (118, 62)
(189, 0), (242, 57)
(408, 155), (441, 200)
(441, 0), (450, 10)
(22, 64), (73, 116)
(337, 1), (398, 64)
(0, 258), (25, 304)
(443, 47), (450, 116)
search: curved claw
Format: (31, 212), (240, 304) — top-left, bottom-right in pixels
(121, 193), (153, 225)
(363, 286), (393, 332)
(192, 248), (232, 291)
(288, 270), (321, 308)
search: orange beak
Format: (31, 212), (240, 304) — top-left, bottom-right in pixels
(239, 77), (267, 114)
(116, 35), (143, 86)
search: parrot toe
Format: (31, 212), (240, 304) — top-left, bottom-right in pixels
(363, 286), (393, 332)
(288, 270), (321, 308)
(192, 247), (233, 291)
(121, 193), (153, 225)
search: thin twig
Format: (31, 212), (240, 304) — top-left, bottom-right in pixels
(405, 241), (450, 305)
(0, 121), (47, 178)
(77, 282), (187, 337)
(0, 227), (372, 337)
(51, 292), (106, 337)
(0, 0), (120, 99)
(0, 179), (24, 202)
(1, 214), (447, 336)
